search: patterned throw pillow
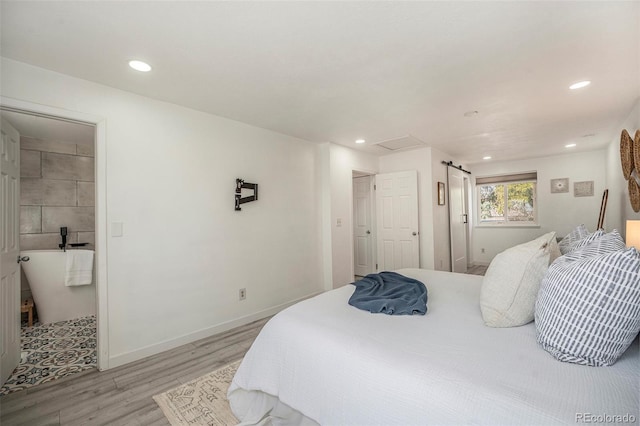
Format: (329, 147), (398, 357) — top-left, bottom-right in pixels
(480, 232), (557, 328)
(558, 224), (590, 254)
(535, 247), (640, 366)
(563, 229), (605, 254)
(560, 229), (625, 262)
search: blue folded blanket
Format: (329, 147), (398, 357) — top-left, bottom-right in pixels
(348, 271), (428, 315)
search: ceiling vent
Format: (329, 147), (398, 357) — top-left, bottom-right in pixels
(374, 135), (427, 151)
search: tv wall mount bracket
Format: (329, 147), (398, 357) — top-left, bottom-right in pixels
(235, 178), (258, 211)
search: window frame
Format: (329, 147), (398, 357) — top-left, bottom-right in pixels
(476, 177), (538, 227)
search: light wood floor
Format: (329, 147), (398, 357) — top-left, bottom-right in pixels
(465, 264), (488, 276)
(0, 317), (270, 426)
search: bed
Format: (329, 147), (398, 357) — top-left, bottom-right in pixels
(228, 268), (639, 425)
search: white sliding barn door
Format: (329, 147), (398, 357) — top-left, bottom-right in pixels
(0, 118), (21, 386)
(353, 176), (374, 277)
(375, 171), (419, 271)
(448, 167), (468, 273)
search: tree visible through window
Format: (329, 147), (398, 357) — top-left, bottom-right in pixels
(477, 173), (537, 224)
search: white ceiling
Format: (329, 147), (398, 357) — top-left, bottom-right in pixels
(1, 1), (638, 164)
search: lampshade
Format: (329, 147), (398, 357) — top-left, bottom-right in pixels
(626, 220), (640, 250)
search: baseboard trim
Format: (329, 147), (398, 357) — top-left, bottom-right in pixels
(107, 291), (323, 369)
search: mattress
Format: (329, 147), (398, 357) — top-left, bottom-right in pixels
(228, 268), (640, 425)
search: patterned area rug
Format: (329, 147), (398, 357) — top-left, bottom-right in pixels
(154, 360), (241, 425)
(0, 315), (96, 396)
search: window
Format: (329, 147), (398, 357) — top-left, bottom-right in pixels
(476, 172), (537, 225)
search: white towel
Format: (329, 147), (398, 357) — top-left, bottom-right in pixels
(65, 250), (94, 286)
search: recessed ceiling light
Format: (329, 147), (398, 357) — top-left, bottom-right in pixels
(129, 60), (152, 72)
(565, 143), (577, 148)
(355, 139), (366, 144)
(483, 156), (492, 160)
(569, 81), (590, 90)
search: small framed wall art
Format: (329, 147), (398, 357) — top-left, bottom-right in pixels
(550, 178), (569, 194)
(574, 181), (594, 197)
(437, 182), (445, 205)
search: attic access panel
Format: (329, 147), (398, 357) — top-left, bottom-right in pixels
(375, 135), (426, 151)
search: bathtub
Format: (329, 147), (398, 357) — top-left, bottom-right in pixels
(20, 249), (96, 325)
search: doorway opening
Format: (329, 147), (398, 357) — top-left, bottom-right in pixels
(351, 169), (420, 281)
(463, 175), (471, 267)
(352, 171), (376, 281)
(447, 166), (470, 273)
(0, 108), (100, 395)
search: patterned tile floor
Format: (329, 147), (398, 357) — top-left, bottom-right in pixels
(0, 315), (96, 396)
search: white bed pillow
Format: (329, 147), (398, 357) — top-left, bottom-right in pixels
(535, 247), (640, 366)
(480, 232), (557, 328)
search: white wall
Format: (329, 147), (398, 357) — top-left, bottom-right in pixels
(317, 143), (333, 291)
(471, 150), (607, 264)
(605, 98), (640, 235)
(1, 58), (324, 367)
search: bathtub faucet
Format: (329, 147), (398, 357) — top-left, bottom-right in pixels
(59, 227), (68, 252)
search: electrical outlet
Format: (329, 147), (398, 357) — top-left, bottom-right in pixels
(239, 288), (246, 301)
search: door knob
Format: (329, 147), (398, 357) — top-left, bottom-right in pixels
(366, 230), (371, 234)
(412, 232), (418, 236)
(17, 255), (30, 264)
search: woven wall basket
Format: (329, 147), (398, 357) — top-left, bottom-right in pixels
(620, 129), (633, 180)
(634, 130), (640, 175)
(629, 178), (640, 213)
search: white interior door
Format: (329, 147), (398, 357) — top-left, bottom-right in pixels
(1, 117), (21, 386)
(448, 167), (468, 273)
(375, 170), (419, 271)
(353, 175), (374, 277)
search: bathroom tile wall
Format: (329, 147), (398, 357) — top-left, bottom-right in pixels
(19, 136), (95, 301)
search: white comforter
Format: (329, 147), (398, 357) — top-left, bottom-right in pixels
(228, 269), (639, 425)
